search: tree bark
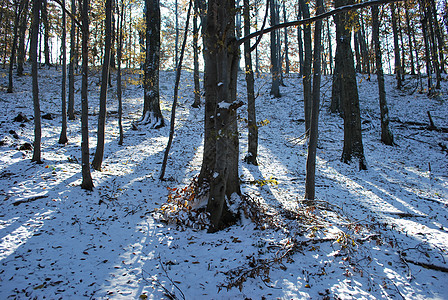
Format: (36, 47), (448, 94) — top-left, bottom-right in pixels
(141, 0), (164, 128)
(7, 0), (24, 93)
(404, 3), (415, 75)
(298, 0), (312, 132)
(31, 0), (42, 164)
(117, 0), (124, 146)
(42, 0), (51, 66)
(191, 1), (201, 108)
(391, 3), (402, 89)
(80, 0), (94, 190)
(92, 0), (112, 171)
(201, 0), (240, 232)
(335, 0), (367, 170)
(16, 0), (29, 76)
(304, 0), (324, 203)
(68, 0), (76, 120)
(243, 0), (258, 165)
(58, 0), (68, 144)
(270, 0), (281, 97)
(372, 5), (394, 146)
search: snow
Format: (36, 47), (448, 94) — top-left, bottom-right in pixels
(0, 67), (447, 299)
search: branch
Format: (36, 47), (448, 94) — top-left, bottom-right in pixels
(51, 0), (82, 28)
(237, 0), (403, 47)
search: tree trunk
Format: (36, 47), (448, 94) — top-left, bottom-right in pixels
(298, 0), (312, 132)
(419, 1), (433, 93)
(42, 0), (51, 66)
(243, 0), (258, 165)
(282, 0), (289, 74)
(58, 0), (68, 144)
(68, 0), (76, 120)
(80, 0), (94, 191)
(141, 0), (164, 128)
(270, 0), (281, 97)
(7, 0), (24, 93)
(16, 0), (29, 76)
(304, 0), (324, 203)
(192, 2), (201, 108)
(430, 0), (445, 74)
(391, 3), (402, 89)
(326, 19), (333, 75)
(201, 0), (240, 232)
(404, 3), (415, 75)
(425, 0), (441, 89)
(372, 5), (394, 146)
(117, 0), (124, 146)
(31, 0), (42, 164)
(92, 0), (112, 171)
(335, 0), (367, 170)
(297, 5), (304, 76)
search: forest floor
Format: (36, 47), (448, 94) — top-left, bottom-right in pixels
(0, 66), (447, 299)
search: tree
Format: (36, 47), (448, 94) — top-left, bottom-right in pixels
(270, 0), (281, 97)
(334, 0), (367, 170)
(141, 0), (164, 128)
(67, 0), (76, 120)
(304, 0), (324, 202)
(191, 0), (201, 108)
(243, 0), (258, 165)
(117, 0), (125, 146)
(58, 0), (68, 144)
(42, 0), (51, 66)
(92, 0), (112, 171)
(298, 0), (312, 132)
(372, 5), (394, 146)
(7, 0), (25, 93)
(391, 3), (402, 89)
(200, 0), (241, 232)
(31, 0), (42, 164)
(80, 0), (94, 190)
(16, 0), (29, 76)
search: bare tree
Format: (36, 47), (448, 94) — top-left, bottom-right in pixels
(31, 0), (42, 164)
(58, 0), (68, 144)
(68, 0), (76, 120)
(92, 0), (112, 171)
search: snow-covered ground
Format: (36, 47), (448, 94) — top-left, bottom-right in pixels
(0, 66), (447, 299)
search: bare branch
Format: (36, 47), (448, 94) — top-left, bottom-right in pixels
(51, 0), (82, 28)
(237, 0), (404, 47)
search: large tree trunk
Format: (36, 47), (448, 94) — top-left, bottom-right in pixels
(243, 0), (258, 165)
(68, 0), (76, 120)
(31, 0), (42, 164)
(201, 0), (240, 232)
(141, 0), (164, 128)
(92, 0), (112, 171)
(298, 0), (312, 132)
(16, 0), (29, 76)
(335, 0), (367, 170)
(304, 0), (324, 203)
(372, 5), (394, 146)
(80, 0), (94, 191)
(58, 0), (68, 144)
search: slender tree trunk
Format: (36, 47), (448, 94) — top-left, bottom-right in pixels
(42, 0), (51, 66)
(270, 0), (281, 97)
(31, 0), (42, 164)
(298, 0), (312, 132)
(372, 5), (394, 146)
(16, 0), (29, 76)
(404, 3), (415, 75)
(425, 0), (441, 89)
(175, 0), (179, 69)
(297, 4), (304, 76)
(391, 3), (402, 89)
(80, 0), (94, 191)
(304, 0), (323, 203)
(326, 19), (333, 75)
(335, 0), (367, 170)
(243, 0), (258, 165)
(92, 0), (112, 171)
(7, 0), (23, 93)
(419, 1), (433, 93)
(430, 0), (445, 73)
(354, 30), (362, 73)
(141, 0), (164, 128)
(282, 1), (289, 74)
(192, 2), (201, 108)
(117, 0), (124, 146)
(58, 0), (68, 144)
(159, 0), (193, 180)
(68, 0), (76, 120)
